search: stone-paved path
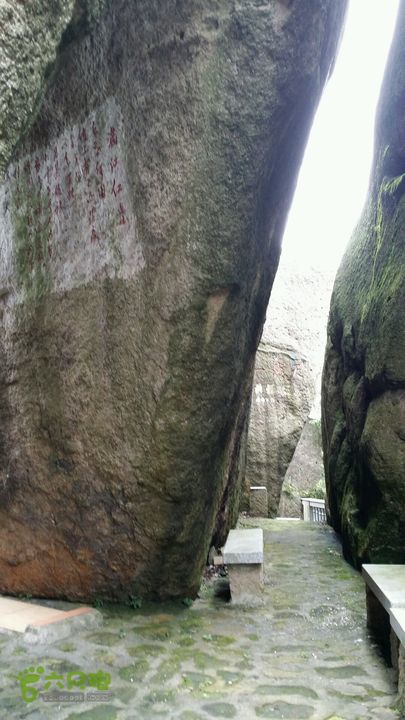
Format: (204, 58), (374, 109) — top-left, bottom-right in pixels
(0, 519), (401, 719)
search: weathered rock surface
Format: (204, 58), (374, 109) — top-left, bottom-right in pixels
(0, 0), (347, 600)
(245, 260), (334, 516)
(0, 1), (110, 177)
(279, 418), (325, 518)
(322, 1), (405, 567)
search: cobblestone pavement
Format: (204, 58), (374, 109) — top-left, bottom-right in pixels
(0, 519), (401, 719)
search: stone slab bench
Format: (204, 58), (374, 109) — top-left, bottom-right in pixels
(222, 528), (264, 605)
(362, 565), (405, 613)
(362, 564), (405, 704)
(0, 596), (102, 644)
(362, 564), (405, 651)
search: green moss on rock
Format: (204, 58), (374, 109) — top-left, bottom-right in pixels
(322, 2), (405, 567)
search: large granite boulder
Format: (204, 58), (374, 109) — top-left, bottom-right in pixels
(245, 260), (334, 516)
(322, 1), (405, 567)
(0, 0), (347, 600)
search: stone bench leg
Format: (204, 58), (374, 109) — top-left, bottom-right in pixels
(391, 628), (400, 679)
(365, 586), (391, 662)
(227, 563), (264, 606)
(398, 643), (405, 710)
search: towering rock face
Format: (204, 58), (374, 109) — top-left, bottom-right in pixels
(0, 0), (347, 601)
(245, 261), (334, 516)
(322, 1), (405, 567)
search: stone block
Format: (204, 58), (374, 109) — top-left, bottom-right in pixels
(222, 528), (263, 565)
(0, 596), (102, 644)
(250, 486), (268, 517)
(24, 608), (102, 645)
(227, 564), (264, 606)
(362, 565), (405, 612)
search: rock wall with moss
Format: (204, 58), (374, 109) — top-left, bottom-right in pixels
(322, 0), (405, 567)
(0, 0), (347, 601)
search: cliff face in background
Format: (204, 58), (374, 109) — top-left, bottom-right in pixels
(245, 261), (334, 516)
(278, 418), (324, 518)
(322, 0), (405, 567)
(0, 0), (347, 601)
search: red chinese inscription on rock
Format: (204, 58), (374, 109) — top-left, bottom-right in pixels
(10, 103), (130, 261)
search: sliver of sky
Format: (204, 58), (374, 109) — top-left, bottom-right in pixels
(280, 0), (400, 271)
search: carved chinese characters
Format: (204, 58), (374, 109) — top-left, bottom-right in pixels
(0, 98), (144, 300)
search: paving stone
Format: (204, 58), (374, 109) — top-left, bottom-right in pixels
(202, 702), (237, 717)
(255, 701), (314, 718)
(66, 707), (119, 720)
